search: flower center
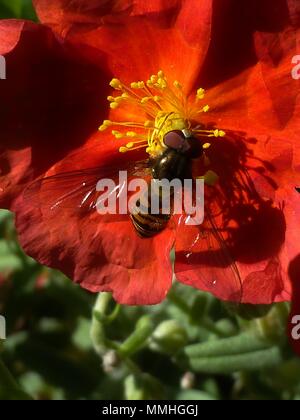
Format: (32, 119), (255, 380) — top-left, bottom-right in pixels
(99, 70), (225, 157)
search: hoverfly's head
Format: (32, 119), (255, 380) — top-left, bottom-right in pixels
(99, 71), (226, 158)
(163, 129), (204, 159)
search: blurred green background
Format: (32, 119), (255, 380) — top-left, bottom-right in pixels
(1, 0), (300, 401)
(0, 0), (36, 19)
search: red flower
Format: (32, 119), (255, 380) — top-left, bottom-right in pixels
(0, 0), (299, 305)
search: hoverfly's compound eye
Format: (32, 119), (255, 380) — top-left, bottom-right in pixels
(163, 130), (203, 158)
(163, 130), (186, 151)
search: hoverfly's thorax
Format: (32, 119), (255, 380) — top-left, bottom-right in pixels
(152, 149), (189, 181)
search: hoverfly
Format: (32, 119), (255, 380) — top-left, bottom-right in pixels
(24, 128), (243, 302)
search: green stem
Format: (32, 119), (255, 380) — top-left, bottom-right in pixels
(0, 357), (18, 390)
(90, 294), (149, 378)
(119, 316), (153, 357)
(168, 290), (228, 337)
(90, 293), (114, 355)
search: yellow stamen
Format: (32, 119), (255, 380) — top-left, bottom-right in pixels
(110, 78), (122, 90)
(126, 132), (137, 137)
(144, 120), (153, 128)
(196, 88), (205, 100)
(112, 130), (123, 139)
(98, 120), (112, 131)
(110, 102), (119, 109)
(213, 129), (226, 137)
(114, 96), (124, 103)
(141, 97), (151, 104)
(100, 71), (226, 158)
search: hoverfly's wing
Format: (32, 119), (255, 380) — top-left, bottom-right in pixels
(23, 160), (150, 215)
(174, 193), (243, 303)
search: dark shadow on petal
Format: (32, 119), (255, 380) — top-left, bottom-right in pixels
(198, 0), (291, 88)
(0, 25), (111, 181)
(175, 128), (287, 303)
(229, 202), (286, 263)
(0, 157), (10, 177)
(204, 131), (286, 264)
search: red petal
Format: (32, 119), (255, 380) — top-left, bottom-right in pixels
(197, 0), (297, 88)
(201, 65), (299, 137)
(199, 0), (300, 132)
(191, 18), (300, 304)
(33, 0), (213, 90)
(10, 130), (174, 304)
(175, 200), (290, 304)
(14, 192), (175, 305)
(174, 129), (297, 304)
(33, 0), (184, 29)
(0, 20), (110, 208)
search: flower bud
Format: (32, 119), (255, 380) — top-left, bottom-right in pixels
(150, 320), (188, 355)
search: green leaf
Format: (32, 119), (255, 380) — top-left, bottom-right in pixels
(183, 332), (272, 358)
(185, 347), (283, 375)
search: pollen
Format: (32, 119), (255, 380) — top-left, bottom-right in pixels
(99, 71), (226, 157)
(196, 88), (205, 100)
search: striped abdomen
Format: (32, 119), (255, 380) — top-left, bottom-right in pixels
(130, 147), (190, 238)
(130, 181), (171, 238)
